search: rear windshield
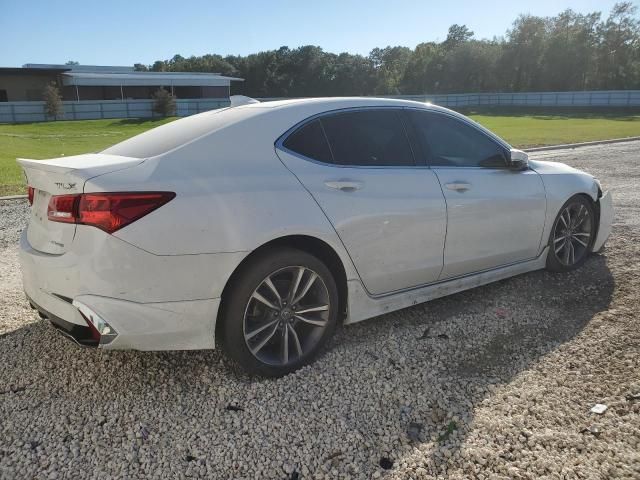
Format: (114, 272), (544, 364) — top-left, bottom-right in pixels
(102, 107), (250, 158)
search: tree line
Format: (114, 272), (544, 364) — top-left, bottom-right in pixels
(135, 2), (640, 96)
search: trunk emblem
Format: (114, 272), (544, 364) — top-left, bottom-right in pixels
(55, 182), (76, 190)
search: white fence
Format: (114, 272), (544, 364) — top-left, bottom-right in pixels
(259, 90), (640, 108)
(389, 90), (640, 108)
(0, 98), (230, 123)
(1, 90), (638, 123)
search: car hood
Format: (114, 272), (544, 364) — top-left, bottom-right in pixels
(528, 159), (589, 176)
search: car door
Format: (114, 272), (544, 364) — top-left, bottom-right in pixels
(405, 109), (547, 279)
(275, 108), (447, 296)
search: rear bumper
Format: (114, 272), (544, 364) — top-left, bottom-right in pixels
(27, 295), (99, 347)
(25, 281), (221, 351)
(593, 190), (613, 252)
(19, 228), (241, 350)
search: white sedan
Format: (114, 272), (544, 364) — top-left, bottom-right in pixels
(19, 98), (613, 376)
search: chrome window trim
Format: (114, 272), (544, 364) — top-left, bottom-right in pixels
(275, 106), (421, 170)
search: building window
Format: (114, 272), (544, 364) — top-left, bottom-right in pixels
(201, 86), (228, 98)
(122, 86), (153, 99)
(0, 90), (7, 102)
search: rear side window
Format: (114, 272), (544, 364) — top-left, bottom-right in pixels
(282, 119), (333, 163)
(408, 110), (506, 167)
(320, 110), (414, 167)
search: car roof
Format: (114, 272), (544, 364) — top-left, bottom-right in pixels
(103, 97), (473, 159)
(237, 96), (441, 111)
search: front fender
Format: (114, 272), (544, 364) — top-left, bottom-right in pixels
(528, 160), (599, 255)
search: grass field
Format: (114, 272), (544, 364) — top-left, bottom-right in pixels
(1, 111), (639, 196)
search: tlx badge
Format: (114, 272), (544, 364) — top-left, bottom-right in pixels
(54, 182), (76, 190)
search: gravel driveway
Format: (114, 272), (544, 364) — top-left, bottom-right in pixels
(1, 142), (639, 480)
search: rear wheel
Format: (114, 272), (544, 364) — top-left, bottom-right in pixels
(546, 195), (595, 272)
(219, 248), (339, 377)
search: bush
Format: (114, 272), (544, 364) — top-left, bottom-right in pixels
(43, 83), (64, 120)
(152, 88), (176, 117)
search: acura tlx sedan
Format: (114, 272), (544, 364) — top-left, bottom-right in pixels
(19, 97), (613, 376)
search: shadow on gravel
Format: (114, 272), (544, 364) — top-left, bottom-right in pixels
(0, 253), (614, 477)
(338, 252), (615, 474)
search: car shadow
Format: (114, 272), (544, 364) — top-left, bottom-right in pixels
(0, 252), (614, 477)
(331, 251), (615, 474)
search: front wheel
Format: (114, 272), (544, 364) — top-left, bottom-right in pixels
(546, 195), (596, 272)
(219, 248), (339, 377)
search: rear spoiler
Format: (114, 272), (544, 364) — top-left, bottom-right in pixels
(17, 154), (144, 195)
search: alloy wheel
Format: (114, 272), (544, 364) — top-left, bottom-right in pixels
(552, 202), (593, 266)
(243, 266), (331, 366)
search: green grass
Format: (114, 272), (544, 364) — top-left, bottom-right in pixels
(468, 110), (640, 149)
(1, 111), (639, 196)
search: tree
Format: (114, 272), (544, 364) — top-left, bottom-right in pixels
(43, 83), (64, 120)
(151, 60), (168, 72)
(400, 42), (445, 93)
(595, 2), (640, 89)
(152, 88), (176, 117)
(542, 10), (601, 90)
(65, 60), (79, 65)
(501, 14), (549, 91)
(441, 40), (502, 92)
(133, 63), (149, 71)
(138, 3), (640, 96)
(369, 46), (412, 94)
(444, 24), (474, 50)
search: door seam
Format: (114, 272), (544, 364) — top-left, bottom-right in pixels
(431, 169), (448, 280)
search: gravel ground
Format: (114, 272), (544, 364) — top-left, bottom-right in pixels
(1, 142), (639, 479)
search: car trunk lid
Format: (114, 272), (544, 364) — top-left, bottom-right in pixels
(18, 154), (143, 254)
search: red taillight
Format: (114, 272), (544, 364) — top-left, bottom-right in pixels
(27, 186), (35, 206)
(47, 194), (79, 224)
(47, 192), (175, 234)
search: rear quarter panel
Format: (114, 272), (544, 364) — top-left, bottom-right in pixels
(84, 109), (361, 282)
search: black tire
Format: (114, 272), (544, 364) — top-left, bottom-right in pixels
(219, 247), (339, 377)
(546, 195), (596, 272)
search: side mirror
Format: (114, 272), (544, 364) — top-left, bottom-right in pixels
(508, 149), (529, 171)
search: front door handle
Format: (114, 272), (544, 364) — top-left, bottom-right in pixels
(324, 180), (363, 192)
(444, 182), (471, 192)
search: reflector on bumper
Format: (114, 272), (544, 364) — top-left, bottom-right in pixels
(592, 191), (613, 252)
(73, 300), (119, 346)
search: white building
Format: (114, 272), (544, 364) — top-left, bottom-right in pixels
(22, 64), (243, 102)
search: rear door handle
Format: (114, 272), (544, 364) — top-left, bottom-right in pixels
(324, 180), (363, 192)
(444, 182), (471, 192)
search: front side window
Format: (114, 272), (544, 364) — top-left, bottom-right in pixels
(320, 110), (414, 167)
(408, 110), (506, 168)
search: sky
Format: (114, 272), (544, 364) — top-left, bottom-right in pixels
(0, 0), (625, 68)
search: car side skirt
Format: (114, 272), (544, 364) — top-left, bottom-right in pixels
(345, 248), (549, 324)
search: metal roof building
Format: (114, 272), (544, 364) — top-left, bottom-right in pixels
(0, 64), (243, 102)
